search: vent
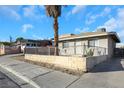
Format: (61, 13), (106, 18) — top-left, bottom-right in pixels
(97, 28), (106, 32)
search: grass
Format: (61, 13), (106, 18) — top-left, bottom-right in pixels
(12, 55), (84, 76)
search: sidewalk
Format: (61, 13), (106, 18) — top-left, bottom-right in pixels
(0, 54), (79, 88)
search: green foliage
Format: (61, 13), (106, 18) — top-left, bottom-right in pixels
(85, 48), (94, 57)
(0, 42), (12, 46)
(16, 37), (24, 42)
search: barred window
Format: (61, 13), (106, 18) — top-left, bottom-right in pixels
(63, 42), (69, 48)
(88, 39), (99, 47)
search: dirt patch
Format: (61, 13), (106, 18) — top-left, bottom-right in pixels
(12, 55), (84, 76)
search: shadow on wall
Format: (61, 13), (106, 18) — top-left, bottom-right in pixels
(90, 57), (124, 73)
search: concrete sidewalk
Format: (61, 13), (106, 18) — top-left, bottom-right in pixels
(0, 54), (79, 88)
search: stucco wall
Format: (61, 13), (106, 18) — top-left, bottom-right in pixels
(25, 54), (108, 72)
(0, 45), (5, 55)
(108, 37), (116, 58)
(86, 55), (108, 71)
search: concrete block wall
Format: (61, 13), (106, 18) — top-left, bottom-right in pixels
(25, 54), (87, 72)
(25, 54), (108, 72)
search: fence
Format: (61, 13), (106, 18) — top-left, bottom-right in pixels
(25, 47), (55, 55)
(25, 45), (107, 57)
(59, 45), (107, 57)
(114, 48), (124, 57)
(0, 44), (21, 55)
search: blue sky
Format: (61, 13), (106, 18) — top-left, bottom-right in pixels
(0, 5), (124, 43)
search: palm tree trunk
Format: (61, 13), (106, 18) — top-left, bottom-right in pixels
(54, 17), (59, 55)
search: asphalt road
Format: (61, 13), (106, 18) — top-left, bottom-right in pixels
(0, 71), (20, 88)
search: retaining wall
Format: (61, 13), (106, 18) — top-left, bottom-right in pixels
(25, 54), (108, 72)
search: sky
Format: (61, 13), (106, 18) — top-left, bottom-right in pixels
(0, 5), (124, 43)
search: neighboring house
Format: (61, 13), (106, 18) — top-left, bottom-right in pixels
(115, 43), (124, 57)
(16, 39), (52, 52)
(116, 43), (124, 48)
(58, 28), (120, 58)
(0, 42), (21, 55)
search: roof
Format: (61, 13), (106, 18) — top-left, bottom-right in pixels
(17, 39), (51, 43)
(59, 31), (120, 43)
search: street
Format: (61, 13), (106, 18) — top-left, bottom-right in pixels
(0, 54), (124, 88)
(0, 71), (20, 88)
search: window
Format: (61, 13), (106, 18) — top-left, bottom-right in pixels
(34, 44), (36, 47)
(26, 43), (30, 46)
(63, 42), (69, 48)
(88, 39), (99, 47)
(75, 41), (82, 46)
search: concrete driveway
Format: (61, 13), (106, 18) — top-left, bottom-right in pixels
(69, 58), (124, 88)
(0, 54), (124, 88)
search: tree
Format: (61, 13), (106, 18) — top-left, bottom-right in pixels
(45, 5), (61, 55)
(16, 37), (24, 42)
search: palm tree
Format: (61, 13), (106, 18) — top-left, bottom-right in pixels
(45, 5), (61, 55)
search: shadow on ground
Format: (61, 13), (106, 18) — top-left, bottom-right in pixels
(90, 57), (124, 73)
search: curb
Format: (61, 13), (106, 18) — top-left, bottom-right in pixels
(0, 64), (40, 88)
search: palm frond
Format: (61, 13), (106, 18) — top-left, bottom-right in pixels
(45, 5), (61, 18)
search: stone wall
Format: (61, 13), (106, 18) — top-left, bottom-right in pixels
(25, 54), (108, 72)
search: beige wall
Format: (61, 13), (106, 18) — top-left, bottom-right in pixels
(25, 54), (87, 72)
(0, 44), (5, 55)
(25, 54), (108, 72)
(86, 55), (108, 71)
(108, 37), (116, 58)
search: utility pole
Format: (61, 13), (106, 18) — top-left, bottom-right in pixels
(9, 36), (12, 43)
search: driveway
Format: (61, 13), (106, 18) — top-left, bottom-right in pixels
(69, 58), (124, 88)
(0, 54), (124, 88)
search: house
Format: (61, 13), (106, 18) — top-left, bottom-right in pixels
(16, 39), (52, 52)
(0, 42), (21, 55)
(58, 28), (120, 58)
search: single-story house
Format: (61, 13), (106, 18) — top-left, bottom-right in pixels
(16, 39), (52, 52)
(58, 28), (120, 58)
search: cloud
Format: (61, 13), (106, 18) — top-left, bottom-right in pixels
(97, 17), (117, 31)
(75, 27), (89, 33)
(66, 5), (86, 17)
(22, 24), (34, 33)
(32, 34), (44, 40)
(23, 5), (45, 19)
(0, 6), (21, 20)
(86, 7), (111, 25)
(97, 7), (124, 39)
(71, 5), (86, 14)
